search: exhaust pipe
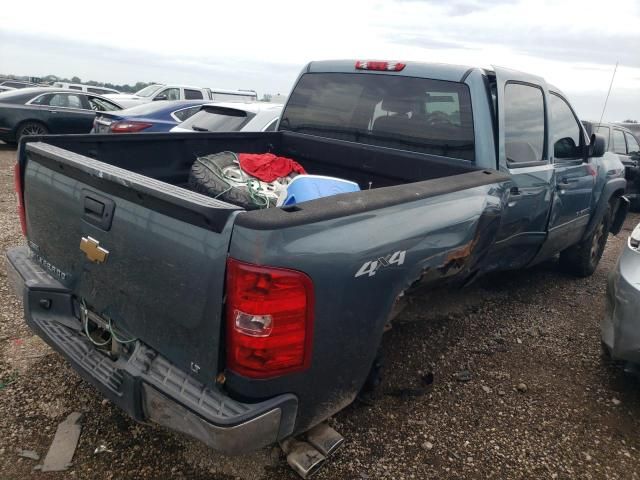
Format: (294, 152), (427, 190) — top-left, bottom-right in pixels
(305, 423), (344, 457)
(280, 438), (326, 479)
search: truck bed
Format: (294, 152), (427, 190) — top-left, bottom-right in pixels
(37, 130), (485, 188)
(17, 131), (510, 438)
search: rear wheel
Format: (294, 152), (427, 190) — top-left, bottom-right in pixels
(17, 121), (48, 142)
(559, 207), (611, 277)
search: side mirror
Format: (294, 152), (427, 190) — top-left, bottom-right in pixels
(589, 133), (606, 158)
(153, 94), (167, 101)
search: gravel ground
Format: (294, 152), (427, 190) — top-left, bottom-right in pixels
(1, 142), (640, 479)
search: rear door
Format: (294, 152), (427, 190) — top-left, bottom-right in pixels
(22, 141), (240, 384)
(37, 92), (95, 133)
(491, 67), (554, 268)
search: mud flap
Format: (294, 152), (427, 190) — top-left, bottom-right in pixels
(610, 196), (630, 235)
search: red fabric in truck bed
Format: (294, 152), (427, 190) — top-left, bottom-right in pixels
(238, 153), (306, 182)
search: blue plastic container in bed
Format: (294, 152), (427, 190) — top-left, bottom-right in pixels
(278, 175), (361, 206)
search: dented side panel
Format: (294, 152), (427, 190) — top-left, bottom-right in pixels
(226, 180), (509, 433)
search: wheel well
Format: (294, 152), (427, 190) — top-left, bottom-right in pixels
(15, 119), (48, 135)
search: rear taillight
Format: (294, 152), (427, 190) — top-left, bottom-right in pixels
(110, 121), (153, 133)
(13, 163), (26, 236)
(225, 258), (314, 379)
(355, 60), (406, 71)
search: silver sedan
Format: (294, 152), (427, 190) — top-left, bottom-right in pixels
(602, 222), (640, 363)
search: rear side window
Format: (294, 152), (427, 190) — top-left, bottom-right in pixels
(172, 106), (201, 121)
(624, 132), (639, 154)
(177, 106), (254, 132)
(613, 129), (627, 154)
(263, 119), (278, 131)
(38, 93), (85, 109)
(549, 93), (583, 159)
(280, 73), (475, 161)
(69, 85), (83, 91)
(504, 83), (545, 164)
(184, 89), (203, 100)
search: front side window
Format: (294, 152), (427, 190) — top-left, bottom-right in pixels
(594, 125), (610, 150)
(157, 88), (180, 101)
(184, 89), (203, 100)
(136, 85), (163, 97)
(504, 83), (545, 164)
(624, 132), (639, 154)
(550, 93), (583, 159)
(280, 73), (475, 161)
(613, 129), (627, 154)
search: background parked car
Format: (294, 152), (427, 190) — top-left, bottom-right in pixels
(170, 102), (282, 133)
(617, 122), (640, 138)
(602, 221), (640, 366)
(0, 88), (122, 144)
(92, 100), (210, 133)
(105, 84), (258, 108)
(583, 121), (640, 208)
(52, 82), (121, 95)
(0, 79), (39, 89)
(105, 84), (211, 108)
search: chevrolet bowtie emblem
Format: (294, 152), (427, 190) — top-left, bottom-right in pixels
(80, 236), (109, 264)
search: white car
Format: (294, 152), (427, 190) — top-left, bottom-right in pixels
(105, 84), (257, 109)
(52, 82), (121, 95)
(170, 102), (283, 133)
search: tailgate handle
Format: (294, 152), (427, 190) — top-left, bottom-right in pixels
(82, 190), (115, 231)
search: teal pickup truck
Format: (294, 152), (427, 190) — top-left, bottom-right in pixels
(6, 59), (628, 475)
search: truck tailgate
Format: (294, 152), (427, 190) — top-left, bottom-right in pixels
(21, 142), (240, 384)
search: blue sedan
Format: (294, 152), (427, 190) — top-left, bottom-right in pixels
(92, 100), (209, 133)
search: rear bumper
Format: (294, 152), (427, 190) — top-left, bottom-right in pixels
(6, 245), (297, 454)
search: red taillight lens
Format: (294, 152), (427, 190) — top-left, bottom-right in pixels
(13, 163), (26, 236)
(355, 60), (406, 71)
(225, 258), (314, 379)
(110, 121), (153, 133)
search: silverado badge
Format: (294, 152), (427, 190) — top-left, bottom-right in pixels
(80, 236), (109, 264)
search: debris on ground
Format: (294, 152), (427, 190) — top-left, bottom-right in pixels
(41, 412), (83, 472)
(16, 449), (40, 460)
(94, 444), (113, 455)
(454, 370), (473, 382)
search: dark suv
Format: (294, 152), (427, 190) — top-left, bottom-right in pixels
(583, 121), (640, 208)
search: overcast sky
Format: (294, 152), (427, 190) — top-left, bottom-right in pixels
(1, 0), (638, 121)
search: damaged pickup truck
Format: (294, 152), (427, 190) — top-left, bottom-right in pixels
(7, 60), (629, 473)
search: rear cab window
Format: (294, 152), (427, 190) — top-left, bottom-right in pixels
(279, 73), (475, 161)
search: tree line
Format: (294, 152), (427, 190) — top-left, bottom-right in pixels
(41, 75), (156, 93)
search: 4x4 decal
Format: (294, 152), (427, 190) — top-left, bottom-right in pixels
(355, 250), (406, 277)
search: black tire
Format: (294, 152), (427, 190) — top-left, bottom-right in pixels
(188, 152), (260, 210)
(559, 207), (611, 277)
(17, 121), (48, 142)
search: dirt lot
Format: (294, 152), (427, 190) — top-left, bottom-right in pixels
(1, 142), (640, 479)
